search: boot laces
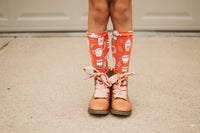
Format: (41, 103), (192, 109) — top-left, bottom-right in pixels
(83, 67), (135, 99)
(83, 67), (112, 98)
(109, 72), (135, 99)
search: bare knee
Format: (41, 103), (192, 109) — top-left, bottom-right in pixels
(91, 0), (109, 24)
(111, 0), (130, 22)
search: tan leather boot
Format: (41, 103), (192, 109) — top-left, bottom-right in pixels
(83, 67), (112, 115)
(109, 70), (135, 116)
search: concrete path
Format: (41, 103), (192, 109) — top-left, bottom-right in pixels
(0, 37), (200, 133)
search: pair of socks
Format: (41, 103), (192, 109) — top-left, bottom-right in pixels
(86, 30), (133, 72)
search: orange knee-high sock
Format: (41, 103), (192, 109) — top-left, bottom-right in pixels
(111, 30), (133, 72)
(86, 31), (109, 71)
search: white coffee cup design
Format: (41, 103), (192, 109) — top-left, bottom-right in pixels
(122, 55), (129, 64)
(96, 59), (103, 69)
(113, 30), (121, 36)
(94, 48), (103, 57)
(89, 33), (99, 38)
(114, 36), (117, 40)
(122, 67), (128, 72)
(125, 39), (131, 52)
(98, 37), (104, 46)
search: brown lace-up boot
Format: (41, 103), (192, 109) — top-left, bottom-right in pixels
(110, 70), (134, 116)
(84, 67), (112, 115)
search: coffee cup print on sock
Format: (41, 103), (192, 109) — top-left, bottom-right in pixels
(96, 59), (103, 69)
(122, 55), (129, 64)
(98, 37), (104, 46)
(122, 66), (128, 72)
(112, 36), (117, 43)
(94, 48), (103, 57)
(113, 31), (121, 36)
(89, 33), (99, 38)
(125, 39), (131, 52)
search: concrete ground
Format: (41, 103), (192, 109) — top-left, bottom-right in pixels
(0, 36), (200, 133)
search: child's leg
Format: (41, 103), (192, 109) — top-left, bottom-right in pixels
(110, 0), (133, 31)
(85, 0), (111, 115)
(110, 0), (133, 72)
(87, 0), (110, 71)
(88, 0), (110, 32)
(109, 0), (134, 116)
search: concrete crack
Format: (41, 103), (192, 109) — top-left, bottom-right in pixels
(0, 38), (16, 52)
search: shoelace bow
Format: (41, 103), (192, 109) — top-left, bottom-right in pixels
(83, 67), (112, 98)
(83, 67), (135, 99)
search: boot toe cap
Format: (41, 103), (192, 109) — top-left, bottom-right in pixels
(111, 98), (132, 112)
(89, 98), (109, 111)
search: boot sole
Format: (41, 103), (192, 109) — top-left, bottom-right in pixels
(88, 108), (110, 115)
(111, 110), (132, 116)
